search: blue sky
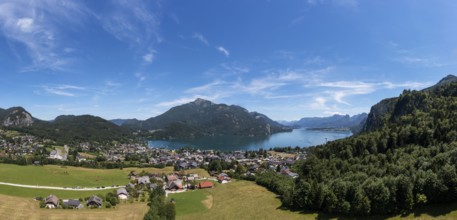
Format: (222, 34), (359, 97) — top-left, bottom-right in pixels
(0, 0), (456, 121)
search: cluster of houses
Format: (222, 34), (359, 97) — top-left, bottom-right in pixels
(1, 131), (303, 181)
(43, 195), (102, 209)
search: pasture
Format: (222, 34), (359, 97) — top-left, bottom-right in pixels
(0, 194), (149, 220)
(0, 163), (206, 188)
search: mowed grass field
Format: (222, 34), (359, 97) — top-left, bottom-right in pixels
(0, 194), (149, 220)
(0, 184), (114, 199)
(170, 180), (457, 220)
(0, 163), (206, 187)
(171, 180), (313, 220)
(1, 175), (457, 219)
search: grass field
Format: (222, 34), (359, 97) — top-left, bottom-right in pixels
(170, 180), (457, 220)
(0, 194), (149, 220)
(1, 176), (457, 219)
(0, 184), (114, 199)
(0, 163), (207, 188)
(171, 180), (312, 220)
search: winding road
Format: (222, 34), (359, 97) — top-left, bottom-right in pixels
(0, 181), (122, 191)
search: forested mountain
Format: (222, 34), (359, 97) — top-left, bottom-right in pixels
(258, 75), (457, 215)
(122, 98), (291, 139)
(1, 111), (131, 144)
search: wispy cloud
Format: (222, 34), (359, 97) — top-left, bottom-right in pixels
(97, 0), (161, 47)
(193, 32), (209, 45)
(388, 41), (448, 67)
(289, 16), (305, 27)
(156, 95), (219, 108)
(0, 0), (87, 71)
(40, 84), (86, 97)
(306, 0), (359, 8)
(217, 46), (230, 57)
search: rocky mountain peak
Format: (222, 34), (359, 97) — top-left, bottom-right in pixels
(2, 107), (34, 127)
(192, 98), (213, 107)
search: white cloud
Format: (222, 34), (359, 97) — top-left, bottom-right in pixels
(143, 53), (154, 63)
(16, 17), (33, 32)
(156, 95), (219, 108)
(193, 32), (209, 45)
(217, 46), (230, 57)
(135, 72), (147, 82)
(40, 84), (86, 97)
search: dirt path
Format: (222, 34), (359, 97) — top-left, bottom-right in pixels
(0, 181), (121, 191)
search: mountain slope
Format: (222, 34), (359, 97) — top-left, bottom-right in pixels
(269, 74), (457, 215)
(122, 98), (291, 139)
(363, 74), (457, 132)
(0, 109), (132, 143)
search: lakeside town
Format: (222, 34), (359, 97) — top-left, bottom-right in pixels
(0, 130), (306, 210)
(0, 131), (305, 177)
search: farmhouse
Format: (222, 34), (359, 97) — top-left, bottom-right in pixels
(137, 176), (151, 185)
(167, 174), (178, 182)
(167, 179), (183, 190)
(198, 181), (214, 189)
(117, 188), (129, 200)
(63, 199), (83, 209)
(45, 194), (59, 209)
(86, 195), (103, 208)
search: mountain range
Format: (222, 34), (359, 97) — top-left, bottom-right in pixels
(0, 98), (292, 143)
(281, 113), (367, 131)
(119, 98), (292, 139)
(4, 75), (455, 145)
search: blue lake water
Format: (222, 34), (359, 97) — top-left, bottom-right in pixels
(148, 128), (352, 151)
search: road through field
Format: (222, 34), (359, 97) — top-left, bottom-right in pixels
(0, 181), (121, 191)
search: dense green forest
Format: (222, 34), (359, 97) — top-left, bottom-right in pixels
(263, 78), (457, 215)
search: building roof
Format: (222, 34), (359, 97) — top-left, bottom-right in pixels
(138, 176), (151, 184)
(117, 188), (128, 196)
(167, 175), (178, 182)
(64, 199), (81, 207)
(86, 195), (103, 206)
(45, 194), (59, 206)
(198, 181), (214, 188)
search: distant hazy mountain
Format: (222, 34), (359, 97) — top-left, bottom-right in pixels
(110, 119), (132, 126)
(122, 98), (292, 139)
(283, 113), (368, 131)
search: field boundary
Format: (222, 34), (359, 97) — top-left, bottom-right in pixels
(0, 181), (121, 191)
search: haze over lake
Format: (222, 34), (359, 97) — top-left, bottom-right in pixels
(148, 128), (352, 151)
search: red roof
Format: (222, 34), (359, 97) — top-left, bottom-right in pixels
(198, 181), (214, 189)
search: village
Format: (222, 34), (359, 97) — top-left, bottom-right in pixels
(0, 132), (305, 210)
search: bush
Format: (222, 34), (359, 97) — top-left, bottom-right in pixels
(106, 203), (112, 208)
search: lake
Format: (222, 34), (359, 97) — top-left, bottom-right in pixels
(148, 128), (352, 151)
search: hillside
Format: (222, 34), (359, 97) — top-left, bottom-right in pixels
(122, 98), (292, 139)
(264, 75), (457, 215)
(1, 110), (131, 144)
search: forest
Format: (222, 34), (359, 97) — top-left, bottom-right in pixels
(260, 80), (457, 215)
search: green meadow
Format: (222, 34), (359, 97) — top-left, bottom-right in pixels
(0, 184), (113, 199)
